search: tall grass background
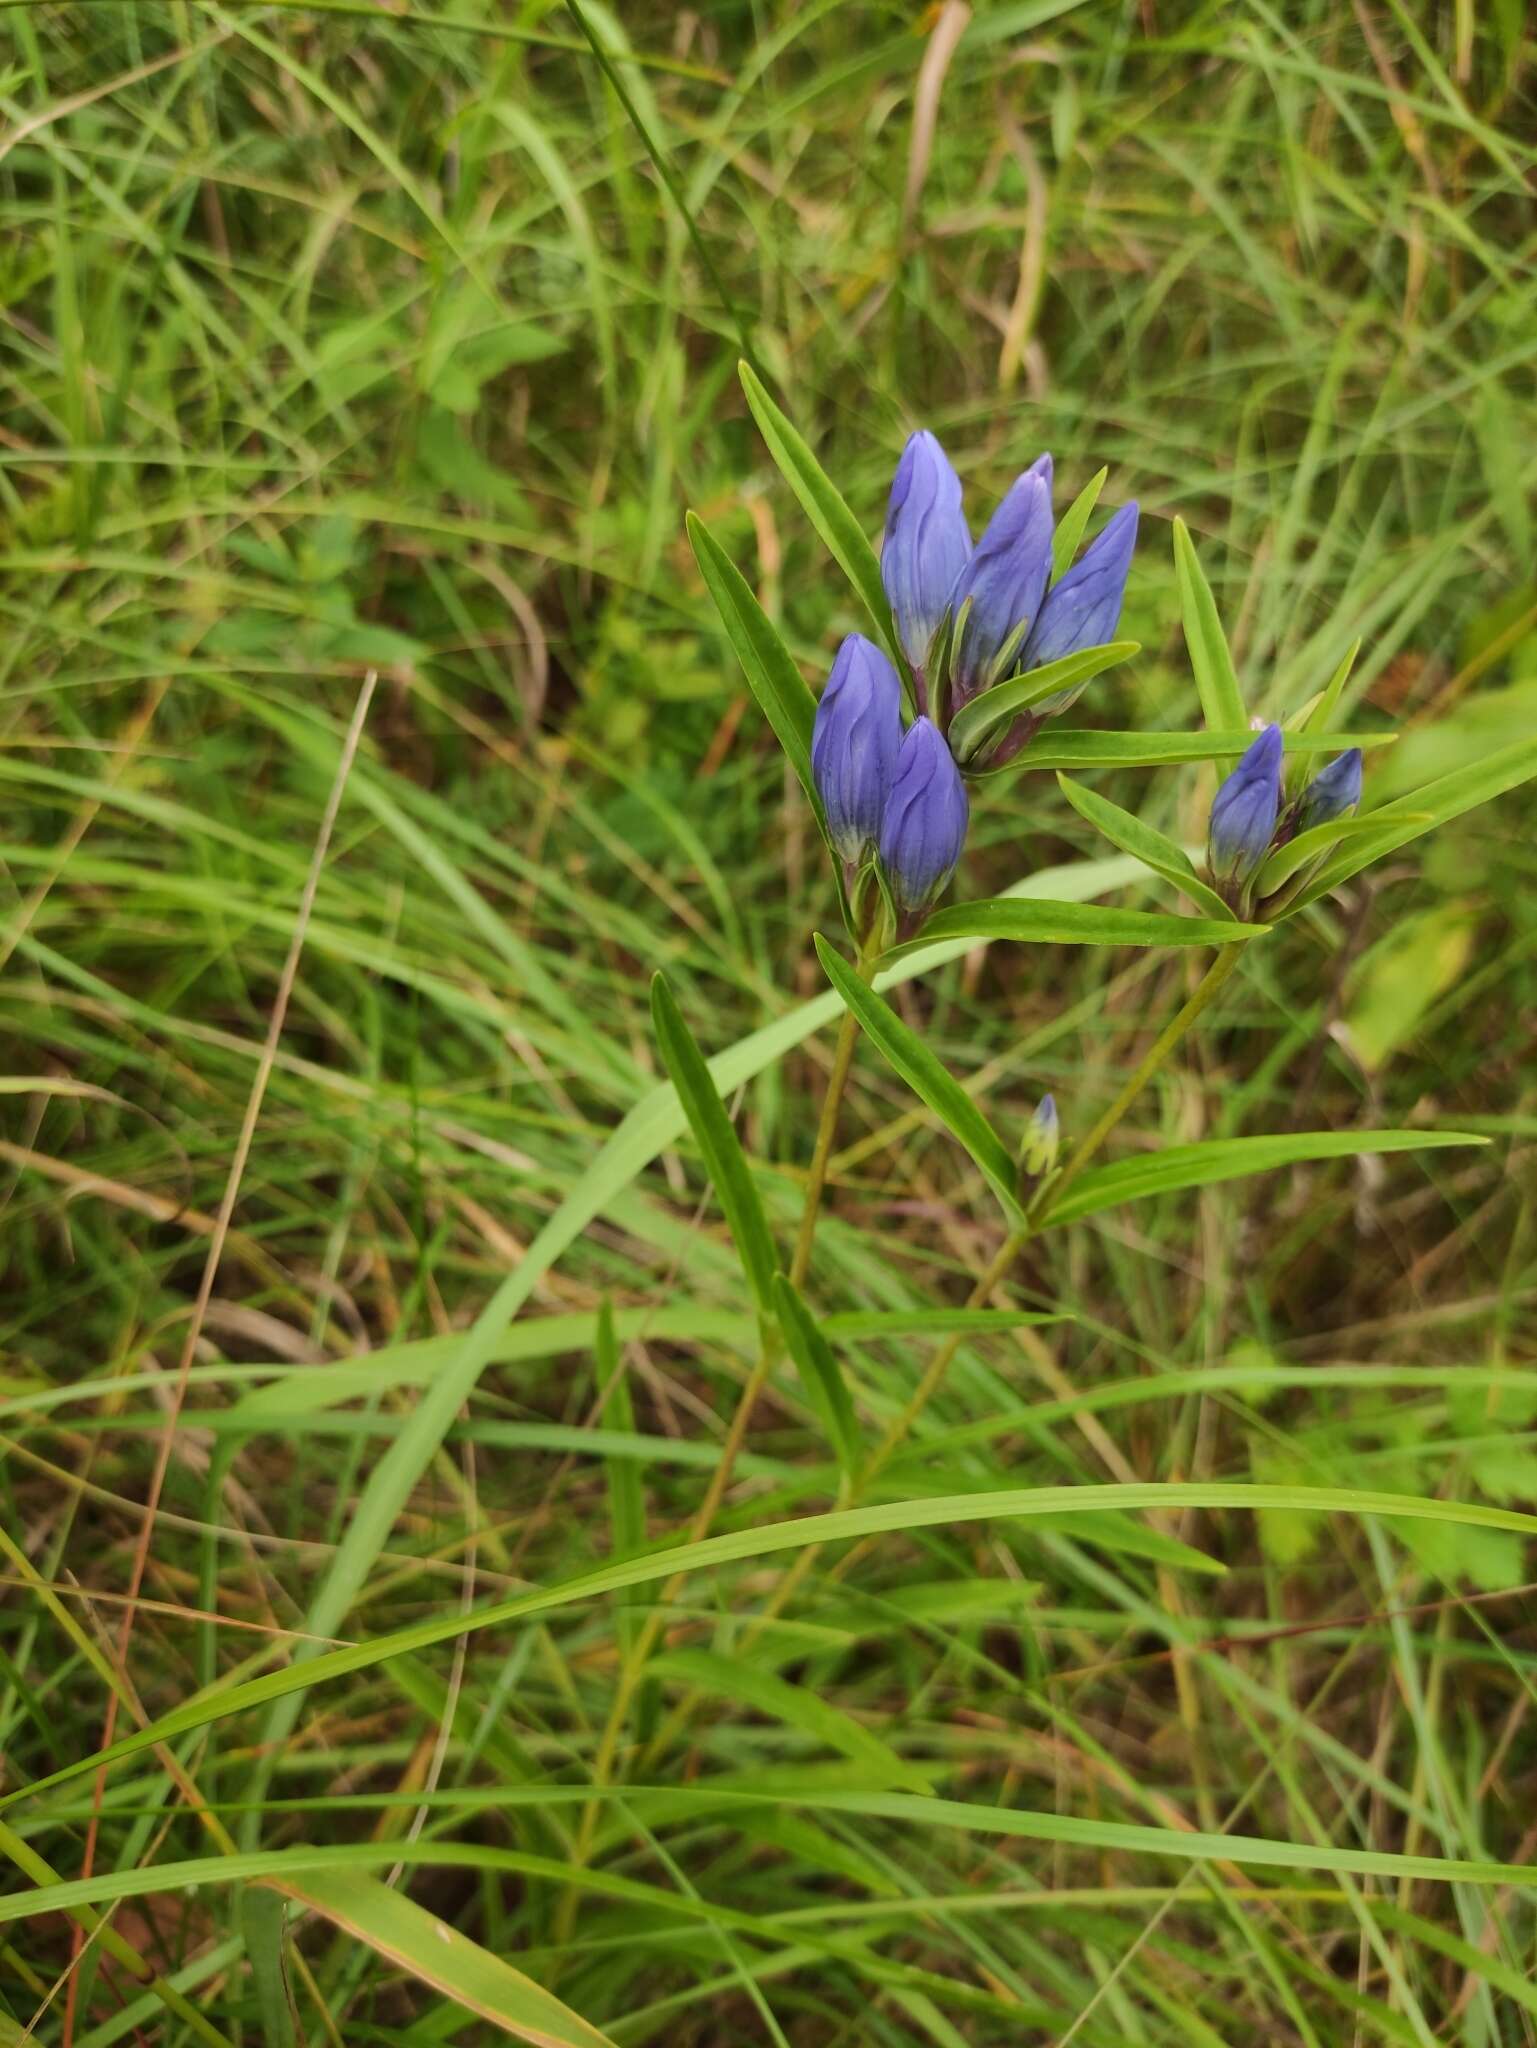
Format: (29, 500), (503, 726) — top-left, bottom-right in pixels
(1, 1), (1536, 2041)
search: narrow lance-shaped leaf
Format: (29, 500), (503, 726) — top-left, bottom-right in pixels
(738, 361), (895, 658)
(651, 974), (779, 1315)
(986, 728), (1392, 774)
(947, 640), (1139, 761)
(687, 509), (853, 932)
(1056, 774), (1237, 922)
(773, 1273), (859, 1478)
(879, 898), (1265, 970)
(813, 934), (1023, 1224)
(1257, 811), (1427, 899)
(1050, 466), (1107, 582)
(1044, 1129), (1488, 1227)
(1287, 734), (1537, 912)
(1172, 517), (1247, 740)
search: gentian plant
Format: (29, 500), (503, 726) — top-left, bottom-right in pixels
(556, 362), (1537, 1918)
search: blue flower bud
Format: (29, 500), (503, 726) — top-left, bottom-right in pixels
(1021, 502), (1140, 713)
(878, 716), (969, 909)
(811, 634), (903, 862)
(1295, 747), (1363, 831)
(1207, 724), (1284, 888)
(881, 431), (972, 674)
(947, 461), (1055, 704)
(1019, 1092), (1060, 1181)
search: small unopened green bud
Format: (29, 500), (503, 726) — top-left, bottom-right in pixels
(1019, 1093), (1060, 1182)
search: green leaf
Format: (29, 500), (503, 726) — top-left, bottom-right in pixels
(240, 1889), (297, 2048)
(687, 509), (852, 930)
(1056, 774), (1236, 920)
(1172, 517), (1247, 738)
(824, 1308), (1068, 1339)
(650, 1647), (930, 1790)
(738, 360), (894, 656)
(773, 1275), (859, 1478)
(947, 641), (1139, 763)
(880, 899), (1264, 969)
(12, 1483), (1537, 1816)
(813, 934), (1023, 1223)
(991, 728), (1391, 773)
(262, 1867), (617, 2047)
(1050, 466), (1107, 582)
(1301, 637), (1361, 735)
(650, 974), (779, 1315)
(1045, 1130), (1487, 1226)
(1288, 734), (1537, 911)
(1257, 810), (1427, 897)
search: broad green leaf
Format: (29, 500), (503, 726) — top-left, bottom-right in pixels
(813, 934), (1023, 1222)
(947, 640), (1139, 762)
(1050, 466), (1107, 582)
(738, 360), (893, 655)
(1255, 812), (1425, 896)
(880, 899), (1264, 969)
(651, 974), (778, 1314)
(11, 1483), (1537, 1814)
(687, 509), (853, 931)
(1288, 733), (1537, 911)
(240, 1889), (297, 2048)
(1056, 774), (1235, 921)
(774, 1274), (859, 1477)
(1045, 1129), (1487, 1226)
(1172, 517), (1247, 736)
(650, 1647), (930, 1790)
(262, 1866), (617, 2047)
(1339, 905), (1478, 1075)
(993, 728), (1392, 773)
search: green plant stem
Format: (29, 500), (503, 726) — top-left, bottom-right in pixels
(558, 968), (865, 1945)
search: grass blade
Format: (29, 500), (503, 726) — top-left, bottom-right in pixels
(773, 1273), (859, 1477)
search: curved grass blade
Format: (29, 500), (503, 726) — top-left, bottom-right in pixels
(738, 360), (894, 656)
(813, 934), (1023, 1223)
(651, 973), (778, 1316)
(947, 640), (1139, 761)
(1045, 1130), (1488, 1227)
(263, 1865), (617, 2047)
(1056, 774), (1235, 920)
(880, 899), (1264, 970)
(1172, 516), (1246, 737)
(773, 1274), (859, 1478)
(14, 1469), (1537, 1815)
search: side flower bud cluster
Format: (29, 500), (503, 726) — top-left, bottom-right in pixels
(1205, 727), (1365, 910)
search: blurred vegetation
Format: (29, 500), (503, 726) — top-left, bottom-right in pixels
(1, 1), (1536, 2041)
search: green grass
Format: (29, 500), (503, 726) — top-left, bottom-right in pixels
(2, 1), (1537, 2041)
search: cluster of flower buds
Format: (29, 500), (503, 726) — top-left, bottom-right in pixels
(812, 431), (1137, 924)
(1206, 725), (1364, 911)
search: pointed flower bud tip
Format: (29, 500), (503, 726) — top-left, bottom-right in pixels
(877, 716), (969, 909)
(947, 468), (1055, 704)
(1020, 1092), (1060, 1180)
(1021, 502), (1140, 711)
(811, 634), (903, 863)
(1296, 747), (1363, 831)
(881, 431), (972, 672)
(1208, 723), (1284, 886)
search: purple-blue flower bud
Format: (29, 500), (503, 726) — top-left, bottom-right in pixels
(878, 716), (969, 909)
(1295, 747), (1363, 831)
(1020, 1092), (1060, 1181)
(1207, 724), (1284, 887)
(947, 460), (1055, 705)
(811, 634), (903, 863)
(1021, 502), (1140, 712)
(881, 431), (972, 673)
